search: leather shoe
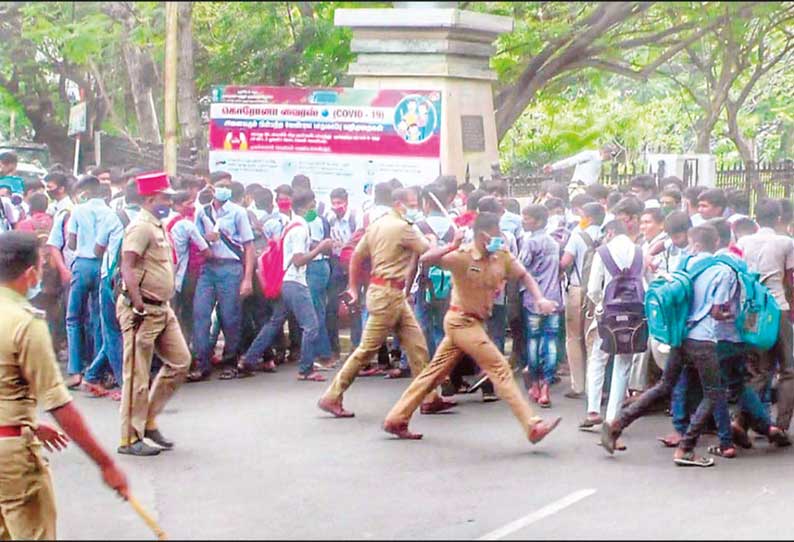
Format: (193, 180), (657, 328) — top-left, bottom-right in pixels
(383, 420), (423, 440)
(420, 397), (457, 415)
(145, 428), (174, 450)
(317, 396), (355, 418)
(118, 440), (161, 457)
(528, 416), (562, 444)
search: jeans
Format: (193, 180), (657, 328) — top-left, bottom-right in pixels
(307, 260), (332, 359)
(242, 281), (318, 375)
(751, 319), (794, 430)
(415, 294), (445, 358)
(194, 260), (244, 372)
(720, 341), (772, 435)
(524, 309), (562, 383)
(615, 340), (729, 451)
(586, 335), (633, 422)
(84, 279), (124, 385)
(240, 276), (269, 354)
(488, 304), (508, 355)
(66, 257), (102, 375)
(173, 271), (199, 353)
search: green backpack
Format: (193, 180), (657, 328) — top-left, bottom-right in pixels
(711, 254), (780, 350)
(416, 221), (455, 307)
(645, 254), (781, 349)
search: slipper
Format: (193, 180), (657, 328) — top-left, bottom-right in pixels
(81, 380), (109, 398)
(657, 433), (682, 448)
(673, 453), (715, 468)
(731, 424), (753, 449)
(707, 445), (736, 458)
(66, 376), (82, 390)
(297, 372), (327, 382)
(219, 367), (245, 380)
(384, 368), (411, 379)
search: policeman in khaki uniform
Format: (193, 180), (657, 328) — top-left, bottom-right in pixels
(318, 188), (456, 417)
(383, 212), (563, 444)
(0, 231), (127, 539)
(117, 173), (190, 457)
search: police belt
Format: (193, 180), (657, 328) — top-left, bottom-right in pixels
(122, 291), (165, 306)
(369, 276), (406, 291)
(449, 305), (484, 322)
(0, 425), (22, 438)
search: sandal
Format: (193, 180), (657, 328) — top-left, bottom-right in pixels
(707, 445), (736, 458)
(235, 363), (256, 378)
(66, 374), (82, 390)
(187, 369), (211, 383)
(297, 371), (326, 382)
(673, 452), (715, 468)
(656, 433), (682, 448)
(261, 361), (277, 373)
(384, 368), (410, 379)
(81, 380), (109, 398)
(731, 423), (753, 449)
(219, 367), (240, 380)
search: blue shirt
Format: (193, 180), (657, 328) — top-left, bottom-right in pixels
(170, 216), (209, 291)
(195, 201), (254, 261)
(713, 248), (742, 342)
(684, 252), (737, 342)
(263, 212), (291, 240)
(500, 210), (523, 240)
(519, 229), (562, 312)
(97, 206), (141, 279)
(67, 198), (115, 260)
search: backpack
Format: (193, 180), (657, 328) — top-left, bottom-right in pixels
(415, 220), (455, 306)
(257, 221), (302, 300)
(166, 214), (207, 277)
(711, 255), (780, 350)
(596, 245), (648, 354)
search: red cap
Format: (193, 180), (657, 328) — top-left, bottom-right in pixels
(135, 172), (176, 197)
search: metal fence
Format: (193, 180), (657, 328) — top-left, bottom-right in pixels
(506, 160), (794, 200)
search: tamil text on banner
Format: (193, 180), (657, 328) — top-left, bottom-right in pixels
(208, 86), (442, 206)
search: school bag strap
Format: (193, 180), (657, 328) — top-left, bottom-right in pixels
(203, 204), (244, 260)
(597, 245), (641, 278)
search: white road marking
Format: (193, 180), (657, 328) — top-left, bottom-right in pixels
(477, 488), (597, 540)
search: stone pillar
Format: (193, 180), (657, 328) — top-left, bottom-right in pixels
(334, 4), (513, 184)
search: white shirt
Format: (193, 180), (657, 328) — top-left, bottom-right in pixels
(47, 196), (73, 217)
(550, 150), (602, 186)
(282, 216), (310, 287)
(563, 224), (602, 287)
(587, 234), (639, 311)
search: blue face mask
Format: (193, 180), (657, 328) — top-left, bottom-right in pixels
(152, 203), (171, 220)
(405, 209), (424, 223)
(26, 279), (42, 300)
(485, 235), (505, 253)
(214, 187), (232, 203)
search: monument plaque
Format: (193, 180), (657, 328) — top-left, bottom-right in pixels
(461, 115), (485, 152)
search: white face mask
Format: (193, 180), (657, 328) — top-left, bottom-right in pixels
(26, 270), (42, 300)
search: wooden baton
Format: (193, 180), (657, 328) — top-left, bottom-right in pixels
(127, 495), (168, 540)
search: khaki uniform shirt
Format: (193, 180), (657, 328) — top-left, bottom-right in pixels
(0, 287), (72, 429)
(441, 244), (526, 320)
(354, 209), (430, 280)
(121, 208), (175, 302)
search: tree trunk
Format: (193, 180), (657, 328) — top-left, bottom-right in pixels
(176, 2), (201, 144)
(725, 101), (754, 168)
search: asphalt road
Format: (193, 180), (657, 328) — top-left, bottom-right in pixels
(50, 365), (794, 540)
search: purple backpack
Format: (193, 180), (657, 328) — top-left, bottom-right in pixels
(596, 245), (648, 354)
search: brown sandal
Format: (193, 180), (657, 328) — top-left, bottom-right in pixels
(297, 371), (326, 382)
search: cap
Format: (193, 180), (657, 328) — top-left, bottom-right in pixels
(135, 172), (176, 196)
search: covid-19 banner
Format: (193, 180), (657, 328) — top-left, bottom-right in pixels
(208, 85), (442, 205)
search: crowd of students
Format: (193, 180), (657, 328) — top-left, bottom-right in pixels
(2, 144), (793, 466)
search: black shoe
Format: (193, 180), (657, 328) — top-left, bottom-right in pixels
(118, 440), (162, 457)
(145, 429), (174, 450)
(482, 391), (498, 403)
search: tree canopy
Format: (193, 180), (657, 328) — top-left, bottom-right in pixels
(1, 1), (792, 173)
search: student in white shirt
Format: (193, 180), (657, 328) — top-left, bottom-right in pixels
(238, 189), (333, 381)
(543, 145), (618, 186)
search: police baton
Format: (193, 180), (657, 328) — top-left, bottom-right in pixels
(127, 494), (168, 540)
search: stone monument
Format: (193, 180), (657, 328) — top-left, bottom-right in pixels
(334, 2), (513, 184)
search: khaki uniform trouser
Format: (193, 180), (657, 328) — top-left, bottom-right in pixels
(117, 299), (190, 446)
(386, 312), (542, 439)
(325, 284), (438, 404)
(0, 427), (56, 540)
(565, 286), (592, 394)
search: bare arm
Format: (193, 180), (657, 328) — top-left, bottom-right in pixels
(419, 229), (464, 267)
(49, 402), (128, 498)
(559, 252), (575, 271)
(94, 243), (106, 259)
(67, 232), (77, 252)
(292, 239), (333, 268)
(48, 245), (71, 285)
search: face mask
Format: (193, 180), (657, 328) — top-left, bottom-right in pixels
(214, 187), (232, 203)
(579, 217), (591, 229)
(661, 206), (675, 217)
(277, 199), (292, 212)
(182, 206), (196, 219)
(26, 278), (42, 300)
(152, 204), (171, 220)
(332, 204), (347, 217)
(304, 209), (318, 222)
(485, 235), (505, 253)
(47, 189), (59, 201)
(405, 209), (423, 223)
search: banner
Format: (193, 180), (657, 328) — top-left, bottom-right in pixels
(208, 86), (442, 205)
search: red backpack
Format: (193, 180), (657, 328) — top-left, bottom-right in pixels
(257, 222), (302, 299)
(166, 214), (206, 276)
